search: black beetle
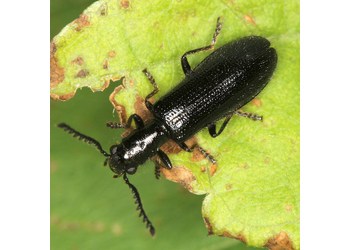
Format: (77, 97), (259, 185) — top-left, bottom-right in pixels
(57, 17), (278, 236)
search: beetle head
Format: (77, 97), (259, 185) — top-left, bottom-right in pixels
(107, 144), (137, 177)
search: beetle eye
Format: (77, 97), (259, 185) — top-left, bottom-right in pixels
(110, 145), (118, 155)
(126, 167), (137, 175)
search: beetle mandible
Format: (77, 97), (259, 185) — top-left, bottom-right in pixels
(57, 17), (278, 236)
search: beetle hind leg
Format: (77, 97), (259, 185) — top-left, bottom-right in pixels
(208, 109), (263, 138)
(181, 17), (223, 75)
(208, 113), (233, 138)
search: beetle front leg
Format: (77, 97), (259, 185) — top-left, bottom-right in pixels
(181, 17), (223, 75)
(142, 69), (159, 111)
(156, 149), (172, 170)
(107, 114), (145, 129)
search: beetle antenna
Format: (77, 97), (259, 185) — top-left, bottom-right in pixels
(122, 174), (155, 236)
(57, 123), (110, 157)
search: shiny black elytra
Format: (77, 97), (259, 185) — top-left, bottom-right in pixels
(57, 17), (278, 236)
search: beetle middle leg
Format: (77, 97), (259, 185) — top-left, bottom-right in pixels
(181, 17), (223, 75)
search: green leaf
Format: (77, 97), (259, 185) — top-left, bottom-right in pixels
(51, 0), (299, 249)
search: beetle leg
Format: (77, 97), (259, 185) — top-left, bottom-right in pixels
(208, 113), (233, 138)
(154, 164), (161, 179)
(208, 109), (263, 138)
(196, 146), (217, 164)
(177, 142), (192, 152)
(151, 155), (166, 179)
(234, 110), (263, 122)
(107, 114), (145, 129)
(156, 149), (172, 170)
(142, 69), (159, 111)
(181, 17), (223, 75)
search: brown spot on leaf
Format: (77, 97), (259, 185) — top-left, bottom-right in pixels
(103, 60), (108, 69)
(220, 231), (247, 244)
(209, 164), (217, 177)
(226, 185), (231, 190)
(160, 166), (195, 192)
(73, 13), (90, 32)
(108, 51), (116, 57)
(101, 6), (107, 16)
(50, 40), (65, 89)
(264, 232), (295, 250)
(76, 69), (89, 78)
(251, 98), (262, 106)
(200, 166), (206, 173)
(244, 14), (256, 25)
(285, 205), (291, 211)
(71, 57), (84, 66)
(119, 0), (130, 9)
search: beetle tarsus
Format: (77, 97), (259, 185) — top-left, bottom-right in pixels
(196, 146), (217, 164)
(155, 165), (161, 179)
(234, 110), (263, 122)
